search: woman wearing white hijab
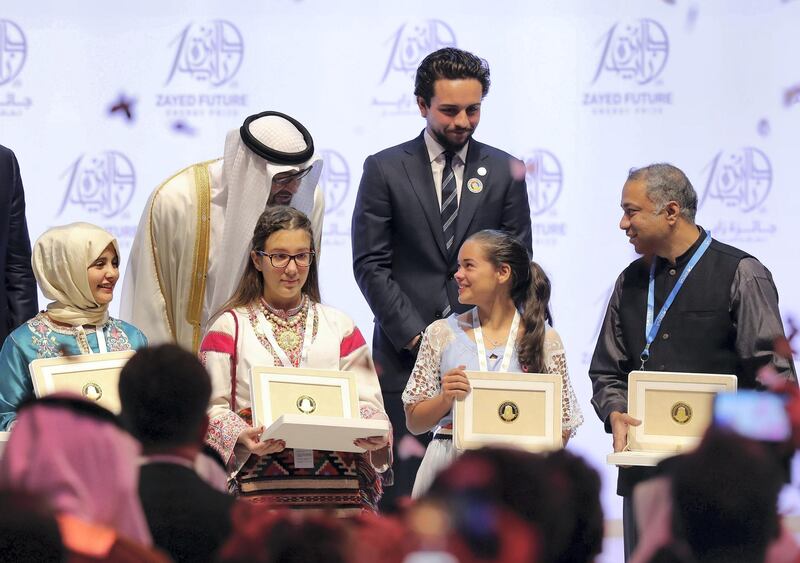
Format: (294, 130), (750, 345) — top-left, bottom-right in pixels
(0, 222), (147, 430)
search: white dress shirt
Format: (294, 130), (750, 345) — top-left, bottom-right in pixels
(423, 130), (469, 208)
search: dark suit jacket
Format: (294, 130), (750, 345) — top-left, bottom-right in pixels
(0, 145), (37, 345)
(352, 132), (532, 392)
(139, 462), (235, 563)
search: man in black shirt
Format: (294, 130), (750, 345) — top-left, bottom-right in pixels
(119, 345), (235, 563)
(589, 163), (795, 560)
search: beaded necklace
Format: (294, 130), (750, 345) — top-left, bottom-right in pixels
(252, 295), (311, 367)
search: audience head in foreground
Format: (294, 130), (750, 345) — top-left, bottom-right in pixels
(0, 394), (151, 545)
(119, 343), (212, 455)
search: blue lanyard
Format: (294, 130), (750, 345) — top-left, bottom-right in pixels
(641, 231), (712, 369)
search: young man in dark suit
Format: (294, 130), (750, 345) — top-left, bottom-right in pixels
(0, 145), (37, 345)
(352, 47), (533, 508)
(119, 344), (235, 563)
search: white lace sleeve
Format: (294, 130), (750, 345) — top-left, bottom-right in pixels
(544, 327), (584, 437)
(401, 320), (455, 405)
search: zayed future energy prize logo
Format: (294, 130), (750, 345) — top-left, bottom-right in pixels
(319, 149), (351, 244)
(0, 19), (32, 116)
(156, 20), (248, 118)
(583, 18), (673, 115)
(700, 147), (777, 243)
(165, 20), (244, 87)
(58, 151), (136, 219)
(372, 19), (457, 116)
(521, 149), (567, 248)
(0, 19), (26, 85)
(524, 149), (563, 216)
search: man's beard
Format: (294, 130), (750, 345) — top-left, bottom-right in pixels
(432, 127), (473, 152)
(268, 190), (294, 206)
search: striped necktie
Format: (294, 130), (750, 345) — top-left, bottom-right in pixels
(441, 150), (458, 253)
(439, 151), (458, 319)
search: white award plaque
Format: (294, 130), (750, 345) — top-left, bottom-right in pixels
(261, 414), (390, 453)
(628, 371), (737, 452)
(29, 350), (135, 414)
(607, 371), (737, 467)
(250, 366), (389, 452)
(453, 371), (562, 452)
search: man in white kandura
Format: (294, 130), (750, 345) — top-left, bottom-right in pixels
(121, 111), (325, 352)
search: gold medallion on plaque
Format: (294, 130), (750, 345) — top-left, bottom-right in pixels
(296, 395), (316, 414)
(670, 402), (692, 424)
(498, 401), (519, 423)
(276, 330), (300, 350)
(81, 382), (103, 402)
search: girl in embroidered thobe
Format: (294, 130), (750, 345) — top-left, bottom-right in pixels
(403, 230), (583, 498)
(0, 223), (147, 430)
(201, 207), (390, 513)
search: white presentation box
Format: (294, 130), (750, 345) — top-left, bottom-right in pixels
(607, 370), (737, 467)
(250, 366), (389, 453)
(453, 371), (563, 452)
(29, 351), (135, 414)
(262, 414), (390, 453)
(606, 450), (676, 467)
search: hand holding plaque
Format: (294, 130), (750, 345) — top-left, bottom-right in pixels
(237, 426), (285, 456)
(354, 435), (390, 451)
(610, 411), (642, 453)
(441, 365), (470, 403)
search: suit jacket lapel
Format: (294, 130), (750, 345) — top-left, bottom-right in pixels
(452, 140), (489, 253)
(403, 133), (448, 260)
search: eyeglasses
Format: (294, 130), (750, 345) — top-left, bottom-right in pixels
(254, 250), (315, 268)
(272, 167), (312, 186)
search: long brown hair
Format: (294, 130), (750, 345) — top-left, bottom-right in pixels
(220, 206), (321, 312)
(467, 230), (552, 373)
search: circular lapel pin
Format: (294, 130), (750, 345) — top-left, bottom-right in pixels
(477, 166), (487, 176)
(467, 178), (483, 193)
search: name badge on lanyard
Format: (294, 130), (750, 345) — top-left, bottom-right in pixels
(76, 326), (108, 354)
(472, 308), (520, 372)
(257, 305), (316, 464)
(640, 231), (712, 369)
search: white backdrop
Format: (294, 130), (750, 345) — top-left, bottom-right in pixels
(3, 0), (799, 521)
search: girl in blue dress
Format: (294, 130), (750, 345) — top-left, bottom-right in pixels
(402, 229), (583, 498)
(0, 223), (147, 430)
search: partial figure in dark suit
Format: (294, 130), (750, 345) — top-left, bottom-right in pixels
(0, 145), (37, 345)
(352, 47), (533, 508)
(119, 344), (235, 563)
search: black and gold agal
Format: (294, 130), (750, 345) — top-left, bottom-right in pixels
(81, 382), (103, 402)
(670, 401), (692, 424)
(498, 401), (519, 423)
(296, 395), (316, 414)
(240, 111), (314, 165)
